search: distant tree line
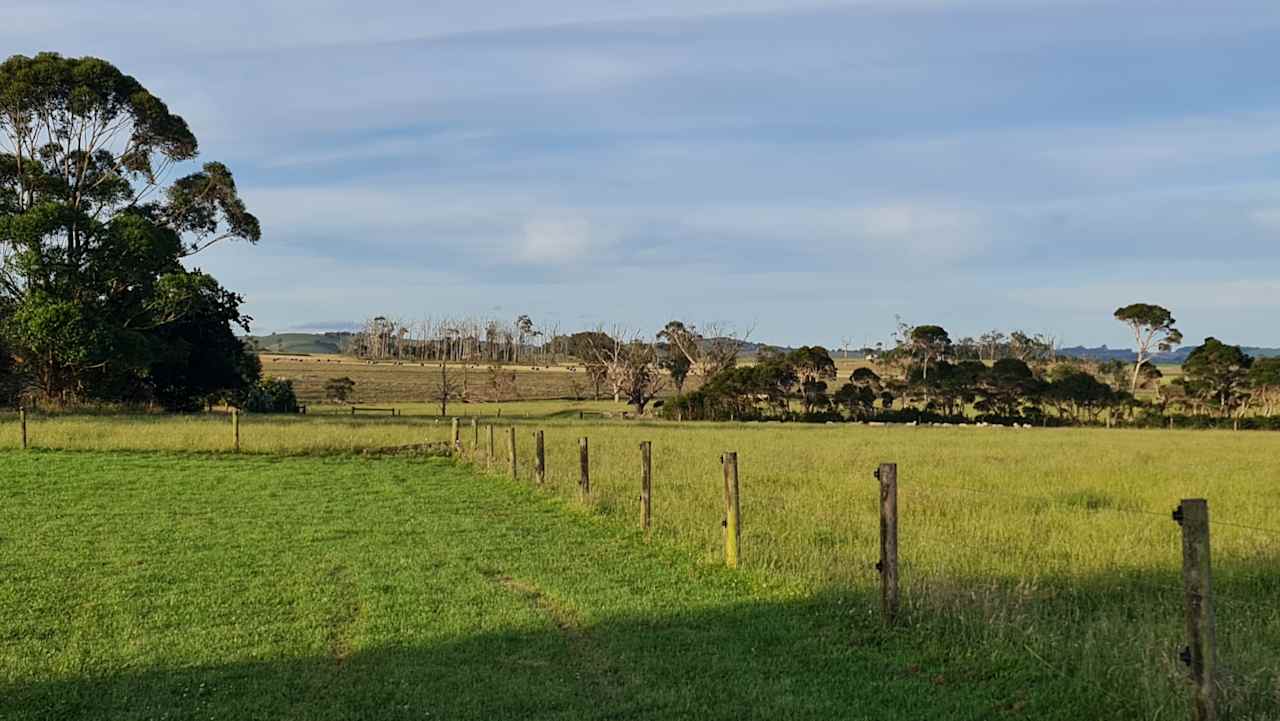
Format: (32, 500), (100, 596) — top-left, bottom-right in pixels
(663, 305), (1280, 429)
(348, 315), (567, 365)
(339, 304), (1280, 428)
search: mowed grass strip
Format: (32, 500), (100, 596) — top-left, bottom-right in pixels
(4, 450), (1065, 721)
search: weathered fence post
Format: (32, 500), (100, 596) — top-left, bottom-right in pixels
(471, 418), (479, 455)
(877, 462), (899, 625)
(451, 418), (460, 453)
(488, 425), (496, 470)
(1174, 499), (1217, 721)
(721, 451), (740, 568)
(232, 408), (241, 453)
(507, 427), (517, 478)
(640, 441), (653, 531)
(20, 407), (28, 450)
(534, 430), (546, 485)
(579, 437), (590, 500)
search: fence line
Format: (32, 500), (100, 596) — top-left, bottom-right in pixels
(452, 426), (1277, 720)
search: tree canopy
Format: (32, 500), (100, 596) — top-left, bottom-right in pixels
(0, 52), (260, 407)
(1181, 338), (1251, 416)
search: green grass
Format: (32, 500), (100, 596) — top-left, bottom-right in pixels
(2, 412), (1278, 717)
(5, 450), (1062, 720)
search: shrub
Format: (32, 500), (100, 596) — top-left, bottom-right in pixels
(238, 378), (300, 413)
(324, 376), (356, 403)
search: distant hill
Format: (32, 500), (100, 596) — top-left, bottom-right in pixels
(245, 332), (352, 355)
(1057, 345), (1280, 363)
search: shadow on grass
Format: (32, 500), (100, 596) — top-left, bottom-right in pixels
(4, 590), (1076, 721)
(4, 575), (1275, 721)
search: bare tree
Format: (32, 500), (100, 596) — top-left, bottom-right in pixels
(659, 320), (750, 382)
(618, 341), (667, 414)
(583, 328), (630, 402)
(434, 362), (461, 417)
(584, 328), (667, 413)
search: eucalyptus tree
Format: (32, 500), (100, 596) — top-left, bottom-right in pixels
(902, 324), (950, 405)
(788, 345), (837, 414)
(1182, 338), (1251, 417)
(1113, 303), (1182, 394)
(657, 343), (692, 393)
(0, 52), (260, 406)
(1247, 357), (1280, 417)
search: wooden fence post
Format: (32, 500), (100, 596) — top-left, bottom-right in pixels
(579, 437), (590, 500)
(451, 418), (460, 453)
(877, 462), (899, 625)
(232, 408), (241, 453)
(534, 430), (546, 485)
(471, 418), (479, 455)
(20, 407), (27, 450)
(507, 427), (517, 479)
(640, 441), (653, 531)
(488, 425), (496, 470)
(721, 451), (740, 568)
(1174, 499), (1217, 721)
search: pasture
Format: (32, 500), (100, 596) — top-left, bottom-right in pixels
(1, 410), (1277, 718)
(259, 353), (619, 405)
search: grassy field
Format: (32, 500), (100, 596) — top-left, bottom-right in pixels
(1, 411), (1277, 718)
(6, 451), (1064, 720)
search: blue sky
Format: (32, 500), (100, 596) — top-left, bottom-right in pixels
(8, 0), (1280, 348)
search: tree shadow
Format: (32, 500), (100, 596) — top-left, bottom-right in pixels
(4, 589), (1075, 721)
(4, 568), (1276, 721)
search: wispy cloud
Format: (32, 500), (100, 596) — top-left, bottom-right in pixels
(17, 0), (1280, 345)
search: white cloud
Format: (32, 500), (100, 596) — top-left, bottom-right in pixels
(517, 215), (609, 264)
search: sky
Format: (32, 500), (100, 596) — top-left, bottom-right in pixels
(7, 0), (1280, 349)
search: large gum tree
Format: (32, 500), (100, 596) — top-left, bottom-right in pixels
(0, 52), (261, 407)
